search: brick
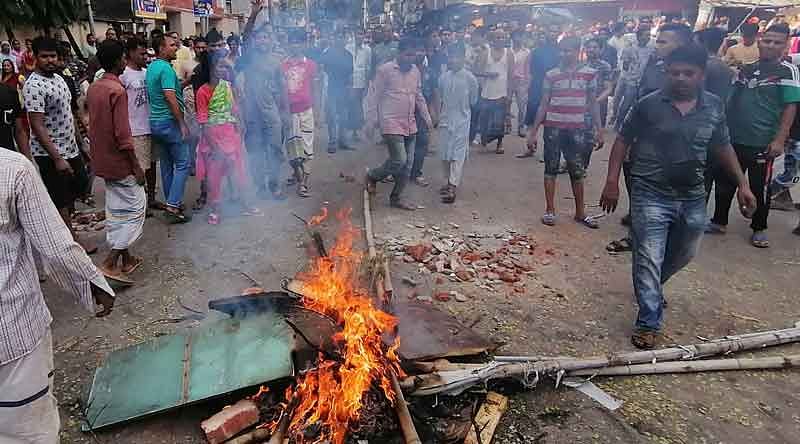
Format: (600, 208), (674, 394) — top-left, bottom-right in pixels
(200, 399), (260, 444)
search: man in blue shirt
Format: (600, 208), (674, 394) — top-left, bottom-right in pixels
(520, 24), (560, 158)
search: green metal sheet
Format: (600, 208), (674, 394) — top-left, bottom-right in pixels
(83, 312), (294, 431)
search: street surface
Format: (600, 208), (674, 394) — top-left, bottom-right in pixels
(51, 128), (800, 443)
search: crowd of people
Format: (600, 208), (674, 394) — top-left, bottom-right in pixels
(2, 8), (800, 442)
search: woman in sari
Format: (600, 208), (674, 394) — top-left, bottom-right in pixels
(1, 59), (23, 89)
(195, 54), (261, 224)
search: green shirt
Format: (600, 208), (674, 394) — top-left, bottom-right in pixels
(728, 60), (800, 148)
(145, 59), (184, 122)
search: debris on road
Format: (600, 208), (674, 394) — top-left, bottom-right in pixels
(464, 392), (508, 444)
(201, 399), (260, 444)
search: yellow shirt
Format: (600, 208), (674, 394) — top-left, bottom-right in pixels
(723, 43), (759, 67)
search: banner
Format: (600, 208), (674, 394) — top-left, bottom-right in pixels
(193, 0), (214, 17)
(132, 0), (167, 20)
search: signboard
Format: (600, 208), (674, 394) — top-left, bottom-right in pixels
(132, 0), (167, 20)
(193, 0), (214, 17)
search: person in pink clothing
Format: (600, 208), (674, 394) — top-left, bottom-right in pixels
(194, 55), (261, 225)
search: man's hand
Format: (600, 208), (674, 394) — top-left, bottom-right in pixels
(92, 284), (115, 317)
(55, 157), (74, 176)
(766, 138), (785, 159)
(179, 123), (190, 140)
(134, 166), (146, 186)
(526, 126), (538, 152)
(736, 186), (758, 219)
(594, 127), (605, 151)
(600, 181), (620, 213)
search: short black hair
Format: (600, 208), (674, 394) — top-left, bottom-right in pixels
(741, 23), (759, 38)
(32, 36), (59, 56)
(194, 36), (208, 45)
(226, 34), (240, 45)
(695, 28), (725, 54)
(765, 23), (790, 36)
(152, 34), (167, 52)
(126, 37), (147, 53)
(659, 23), (692, 45)
(612, 22), (625, 33)
(97, 40), (125, 71)
(665, 44), (708, 70)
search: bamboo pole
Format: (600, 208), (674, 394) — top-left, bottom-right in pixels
(401, 327), (800, 396)
(568, 355), (800, 376)
(363, 184), (422, 444)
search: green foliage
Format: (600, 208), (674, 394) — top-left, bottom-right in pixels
(1, 0), (86, 32)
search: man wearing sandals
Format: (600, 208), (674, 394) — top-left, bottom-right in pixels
(600, 44), (757, 349)
(709, 24), (800, 248)
(527, 37), (604, 229)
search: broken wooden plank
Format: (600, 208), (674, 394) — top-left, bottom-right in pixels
(568, 354), (800, 376)
(464, 392), (508, 444)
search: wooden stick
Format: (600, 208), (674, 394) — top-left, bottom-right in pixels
(401, 327), (800, 396)
(463, 392), (508, 444)
(266, 395), (298, 444)
(391, 372), (423, 444)
(568, 354), (800, 376)
(363, 189), (376, 259)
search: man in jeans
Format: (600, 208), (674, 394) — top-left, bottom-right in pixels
(366, 38), (432, 210)
(600, 44), (756, 349)
(146, 34), (190, 222)
(709, 24), (800, 247)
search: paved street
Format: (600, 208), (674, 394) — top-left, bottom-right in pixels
(51, 129), (800, 443)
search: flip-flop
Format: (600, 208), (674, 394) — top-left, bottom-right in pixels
(705, 222), (726, 234)
(99, 266), (134, 286)
(164, 210), (189, 224)
(121, 256), (144, 274)
(575, 215), (600, 229)
(631, 329), (660, 350)
(751, 231), (769, 248)
(516, 151), (534, 158)
(541, 213), (556, 226)
(606, 237), (632, 253)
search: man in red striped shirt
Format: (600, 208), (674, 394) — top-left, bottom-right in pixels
(528, 37), (604, 229)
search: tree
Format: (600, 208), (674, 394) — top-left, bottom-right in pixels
(0, 0), (85, 36)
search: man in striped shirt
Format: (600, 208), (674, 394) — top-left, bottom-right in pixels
(0, 149), (115, 443)
(528, 37), (603, 229)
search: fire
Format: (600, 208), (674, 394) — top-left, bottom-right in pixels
(276, 208), (403, 444)
(308, 207), (329, 226)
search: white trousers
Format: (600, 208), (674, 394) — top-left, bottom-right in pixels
(0, 330), (60, 444)
(442, 158), (466, 187)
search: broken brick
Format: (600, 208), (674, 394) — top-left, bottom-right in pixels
(404, 243), (432, 262)
(434, 292), (451, 302)
(498, 271), (520, 283)
(461, 252), (482, 263)
(201, 399), (260, 444)
(455, 270), (475, 281)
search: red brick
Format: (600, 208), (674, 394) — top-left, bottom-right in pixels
(201, 399), (260, 444)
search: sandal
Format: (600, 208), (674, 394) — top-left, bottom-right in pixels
(606, 237), (633, 253)
(441, 186), (456, 204)
(439, 185), (449, 195)
(99, 265), (134, 286)
(575, 215), (600, 229)
(541, 213), (556, 226)
(192, 196), (207, 212)
(705, 222), (726, 234)
(390, 200), (417, 211)
(164, 209), (189, 224)
(495, 147), (505, 154)
(207, 212), (220, 225)
(751, 231), (769, 248)
(148, 200), (167, 211)
(631, 329), (660, 350)
(297, 184), (310, 198)
(121, 256), (144, 274)
(365, 173), (377, 194)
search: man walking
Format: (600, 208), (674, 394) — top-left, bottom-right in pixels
(88, 40), (147, 282)
(584, 38), (614, 129)
(146, 33), (190, 222)
(241, 25), (291, 200)
(510, 30), (530, 138)
(121, 37), (160, 211)
(347, 31), (372, 143)
(23, 37), (95, 253)
(600, 44), (756, 349)
(710, 24), (800, 248)
(320, 33), (353, 153)
(366, 38), (432, 210)
(0, 148), (115, 444)
(722, 22), (759, 69)
(528, 37), (603, 229)
(83, 33), (97, 58)
(438, 44), (479, 204)
(519, 24), (560, 158)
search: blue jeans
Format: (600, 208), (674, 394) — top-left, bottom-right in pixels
(368, 134), (416, 202)
(630, 184), (706, 331)
(150, 120), (189, 208)
(771, 139), (800, 191)
(244, 120), (284, 191)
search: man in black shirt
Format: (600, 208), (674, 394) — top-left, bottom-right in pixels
(320, 33), (354, 153)
(0, 83), (29, 157)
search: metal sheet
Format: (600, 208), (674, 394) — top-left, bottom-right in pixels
(83, 312), (294, 431)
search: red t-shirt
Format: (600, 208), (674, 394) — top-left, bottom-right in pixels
(281, 57), (316, 113)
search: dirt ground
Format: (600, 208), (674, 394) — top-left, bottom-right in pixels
(48, 127), (800, 444)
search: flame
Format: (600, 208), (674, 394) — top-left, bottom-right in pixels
(276, 208), (403, 444)
(308, 207), (329, 226)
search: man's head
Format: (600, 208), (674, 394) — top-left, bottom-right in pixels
(665, 44), (707, 99)
(126, 37), (148, 68)
(97, 39), (126, 75)
(758, 24), (790, 63)
(655, 23), (692, 59)
(489, 31), (506, 49)
(32, 36), (60, 74)
(558, 36), (581, 66)
(193, 36), (208, 58)
(0, 41), (10, 54)
(636, 25), (651, 46)
(694, 27), (725, 55)
(382, 26), (393, 42)
(154, 35), (179, 61)
(227, 35), (240, 56)
(511, 30), (526, 48)
(442, 30), (453, 44)
(584, 38), (602, 61)
(355, 30), (366, 46)
(546, 24), (561, 44)
(612, 22), (625, 37)
(168, 31), (180, 43)
(105, 28), (117, 41)
(397, 38), (417, 72)
(86, 33), (96, 46)
(11, 39), (21, 51)
(740, 22), (758, 45)
(428, 30), (441, 49)
(287, 28), (306, 57)
(253, 25), (274, 52)
(207, 31), (225, 53)
(25, 39), (32, 50)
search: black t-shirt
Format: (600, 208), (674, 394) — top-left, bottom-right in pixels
(0, 84), (21, 151)
(320, 47), (353, 89)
